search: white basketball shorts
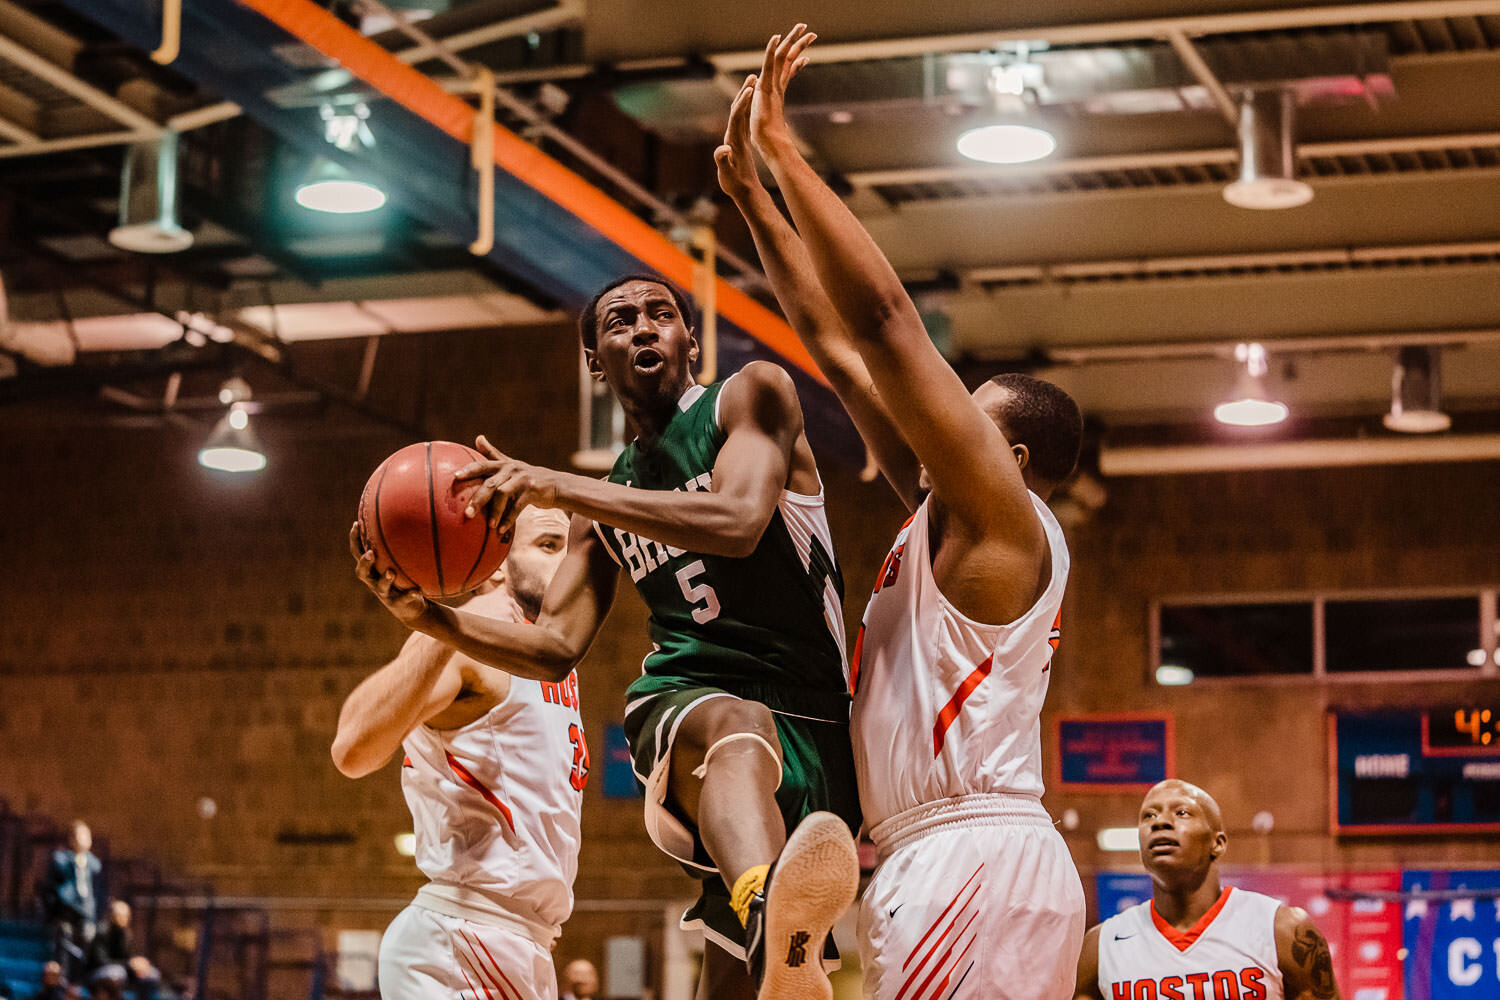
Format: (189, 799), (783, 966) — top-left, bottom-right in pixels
(858, 794), (1086, 1000)
(378, 903), (557, 1000)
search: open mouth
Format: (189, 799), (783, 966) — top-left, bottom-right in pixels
(1147, 835), (1179, 853)
(632, 347), (665, 375)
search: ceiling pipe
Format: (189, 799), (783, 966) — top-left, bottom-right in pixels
(1041, 327), (1500, 365)
(1100, 433), (1500, 476)
(707, 1), (1500, 69)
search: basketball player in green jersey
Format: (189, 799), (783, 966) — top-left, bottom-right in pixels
(353, 274), (859, 1000)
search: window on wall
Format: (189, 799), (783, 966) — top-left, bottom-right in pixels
(1153, 589), (1496, 684)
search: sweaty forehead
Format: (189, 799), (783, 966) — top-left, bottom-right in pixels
(601, 281), (674, 312)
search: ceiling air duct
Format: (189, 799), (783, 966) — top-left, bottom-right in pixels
(1223, 90), (1313, 211)
(1383, 345), (1451, 433)
(108, 130), (195, 253)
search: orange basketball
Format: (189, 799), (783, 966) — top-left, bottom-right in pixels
(357, 441), (509, 598)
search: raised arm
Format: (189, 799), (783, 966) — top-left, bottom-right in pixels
(1276, 906), (1342, 1000)
(750, 26), (1041, 548)
(1073, 925), (1104, 1000)
(354, 515), (618, 682)
(330, 630), (463, 778)
(716, 76), (920, 509)
(459, 362), (806, 558)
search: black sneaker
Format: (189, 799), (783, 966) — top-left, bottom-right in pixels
(753, 811), (859, 1000)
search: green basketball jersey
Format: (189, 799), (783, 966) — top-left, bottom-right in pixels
(593, 380), (850, 720)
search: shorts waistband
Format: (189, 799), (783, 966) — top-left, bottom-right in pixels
(869, 793), (1053, 860)
(414, 883), (560, 949)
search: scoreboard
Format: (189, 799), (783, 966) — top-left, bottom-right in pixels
(1330, 709), (1500, 834)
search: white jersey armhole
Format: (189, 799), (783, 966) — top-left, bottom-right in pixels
(925, 493), (1068, 632)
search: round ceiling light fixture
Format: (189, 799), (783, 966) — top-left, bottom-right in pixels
(956, 124), (1057, 165)
(295, 177), (387, 214)
(1214, 342), (1289, 427)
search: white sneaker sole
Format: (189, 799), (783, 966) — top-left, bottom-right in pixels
(757, 811), (859, 1000)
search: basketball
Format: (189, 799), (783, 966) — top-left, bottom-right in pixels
(356, 441), (510, 598)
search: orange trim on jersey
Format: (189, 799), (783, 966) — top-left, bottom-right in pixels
(445, 750), (516, 832)
(401, 755), (413, 768)
(849, 624), (866, 695)
(1150, 886), (1234, 952)
(932, 653), (995, 757)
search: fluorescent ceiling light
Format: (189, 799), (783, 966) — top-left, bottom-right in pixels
(1156, 664), (1195, 686)
(957, 124), (1056, 164)
(1097, 827), (1138, 852)
(1213, 397), (1289, 427)
(295, 178), (387, 214)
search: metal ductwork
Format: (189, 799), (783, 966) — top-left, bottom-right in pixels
(1223, 90), (1313, 210)
(1384, 345), (1451, 434)
(108, 130), (194, 253)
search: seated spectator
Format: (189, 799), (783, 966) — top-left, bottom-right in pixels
(26, 962), (66, 1000)
(41, 822), (101, 979)
(90, 965), (126, 1000)
(89, 902), (158, 1000)
(560, 959), (599, 1000)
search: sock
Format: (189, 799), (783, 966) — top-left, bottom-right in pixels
(730, 864), (770, 927)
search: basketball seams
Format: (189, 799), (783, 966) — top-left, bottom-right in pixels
(425, 442), (448, 597)
(370, 457), (417, 590)
(459, 446), (497, 594)
(360, 441), (507, 600)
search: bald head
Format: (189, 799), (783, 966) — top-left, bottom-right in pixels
(1147, 779), (1224, 831)
(1137, 779), (1228, 887)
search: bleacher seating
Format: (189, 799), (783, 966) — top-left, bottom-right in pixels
(0, 919), (50, 1000)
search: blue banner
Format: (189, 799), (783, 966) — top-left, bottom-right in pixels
(1403, 869), (1500, 1000)
(602, 724), (640, 799)
(1057, 716), (1172, 789)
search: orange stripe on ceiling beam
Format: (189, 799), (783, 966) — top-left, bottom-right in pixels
(236, 0), (827, 385)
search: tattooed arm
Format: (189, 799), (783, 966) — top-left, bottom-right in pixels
(1276, 906), (1342, 1000)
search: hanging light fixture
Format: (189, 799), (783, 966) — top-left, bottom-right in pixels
(956, 46), (1055, 165)
(1383, 345), (1450, 433)
(1214, 342), (1288, 426)
(108, 130), (194, 253)
(198, 377), (267, 472)
(1223, 90), (1313, 210)
(296, 102), (387, 214)
(294, 160), (388, 214)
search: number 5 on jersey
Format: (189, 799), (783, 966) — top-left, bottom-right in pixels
(676, 560), (721, 624)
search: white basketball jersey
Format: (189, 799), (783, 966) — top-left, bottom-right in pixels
(400, 668), (587, 933)
(1098, 887), (1284, 1000)
(850, 493), (1067, 831)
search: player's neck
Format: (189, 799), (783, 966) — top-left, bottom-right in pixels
(621, 378), (694, 449)
(1153, 871), (1225, 929)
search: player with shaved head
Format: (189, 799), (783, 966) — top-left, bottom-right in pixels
(1074, 780), (1343, 1000)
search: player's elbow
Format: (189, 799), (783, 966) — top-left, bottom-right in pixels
(330, 727), (383, 779)
(710, 504), (771, 558)
(329, 738), (375, 779)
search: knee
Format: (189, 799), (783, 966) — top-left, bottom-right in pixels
(674, 699), (779, 766)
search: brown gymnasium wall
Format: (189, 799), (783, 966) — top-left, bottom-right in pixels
(2, 325), (1498, 979)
